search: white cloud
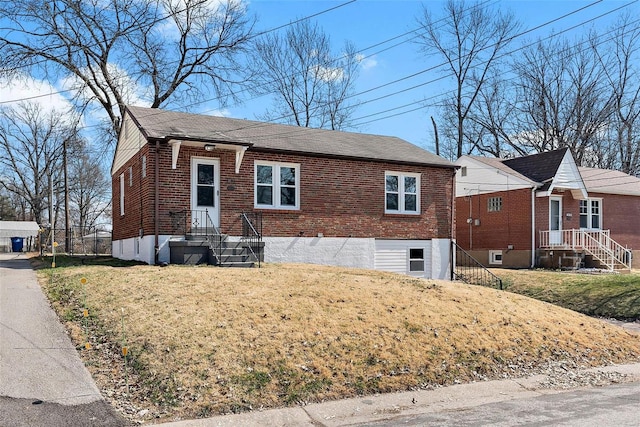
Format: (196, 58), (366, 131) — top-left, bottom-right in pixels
(356, 54), (378, 71)
(0, 75), (74, 114)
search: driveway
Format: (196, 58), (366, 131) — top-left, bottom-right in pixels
(0, 253), (125, 426)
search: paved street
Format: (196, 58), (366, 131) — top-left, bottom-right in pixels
(0, 253), (124, 426)
(361, 381), (640, 427)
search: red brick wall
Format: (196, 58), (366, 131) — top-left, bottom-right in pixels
(455, 188), (532, 251)
(592, 192), (640, 250)
(113, 142), (456, 241)
(533, 190), (583, 246)
(455, 187), (640, 258)
(112, 144), (152, 241)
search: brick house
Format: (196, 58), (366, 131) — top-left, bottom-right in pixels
(110, 106), (457, 279)
(455, 148), (638, 271)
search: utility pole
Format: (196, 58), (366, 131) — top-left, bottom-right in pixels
(64, 137), (71, 253)
(431, 116), (440, 156)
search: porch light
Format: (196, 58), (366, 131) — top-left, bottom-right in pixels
(204, 144), (216, 151)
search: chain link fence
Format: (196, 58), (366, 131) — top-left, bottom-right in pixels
(40, 226), (112, 256)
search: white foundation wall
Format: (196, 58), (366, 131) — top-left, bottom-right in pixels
(430, 239), (452, 280)
(263, 236), (452, 280)
(113, 235), (452, 279)
(374, 239), (452, 280)
(263, 237), (376, 269)
(112, 235), (172, 265)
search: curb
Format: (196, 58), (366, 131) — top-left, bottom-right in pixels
(158, 363), (640, 426)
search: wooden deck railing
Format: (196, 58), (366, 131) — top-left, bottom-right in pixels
(539, 229), (632, 271)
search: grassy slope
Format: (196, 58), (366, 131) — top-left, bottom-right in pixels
(35, 257), (640, 422)
(498, 269), (640, 320)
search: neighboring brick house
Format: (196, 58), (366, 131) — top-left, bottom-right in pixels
(455, 148), (639, 271)
(111, 106), (457, 279)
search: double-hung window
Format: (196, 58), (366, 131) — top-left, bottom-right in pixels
(119, 173), (125, 216)
(409, 248), (425, 272)
(255, 161), (300, 209)
(580, 199), (601, 229)
(385, 172), (420, 214)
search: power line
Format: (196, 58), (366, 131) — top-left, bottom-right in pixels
(0, 0), (358, 105)
(165, 0), (626, 139)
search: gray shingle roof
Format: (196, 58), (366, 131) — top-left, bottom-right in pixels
(502, 148), (569, 183)
(126, 106), (454, 168)
(579, 167), (640, 196)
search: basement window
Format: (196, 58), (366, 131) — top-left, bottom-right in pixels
(409, 248), (425, 272)
(489, 250), (503, 265)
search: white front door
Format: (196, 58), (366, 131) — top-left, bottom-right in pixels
(549, 196), (562, 245)
(191, 157), (220, 230)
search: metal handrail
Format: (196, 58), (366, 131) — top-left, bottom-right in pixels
(240, 212), (262, 268)
(452, 242), (503, 290)
(169, 209), (223, 265)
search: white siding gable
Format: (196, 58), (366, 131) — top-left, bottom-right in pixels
(543, 149), (588, 199)
(455, 156), (534, 197)
(111, 113), (147, 176)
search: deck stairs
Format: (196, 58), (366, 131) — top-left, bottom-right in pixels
(539, 229), (632, 272)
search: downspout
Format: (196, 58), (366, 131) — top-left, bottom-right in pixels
(450, 169), (456, 281)
(531, 187), (536, 268)
(154, 140), (160, 265)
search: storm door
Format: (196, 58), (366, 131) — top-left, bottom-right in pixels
(549, 196), (562, 245)
(190, 157), (220, 231)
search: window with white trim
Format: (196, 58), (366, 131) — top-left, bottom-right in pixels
(488, 197), (502, 212)
(580, 199), (601, 229)
(409, 248), (425, 272)
(142, 155), (147, 178)
(119, 173), (125, 216)
(255, 161), (300, 209)
(489, 250), (503, 265)
(128, 166), (133, 187)
(385, 172), (420, 214)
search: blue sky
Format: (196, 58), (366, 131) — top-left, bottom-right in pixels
(232, 0), (636, 152)
(0, 0), (636, 154)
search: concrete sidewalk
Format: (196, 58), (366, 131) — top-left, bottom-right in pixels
(159, 363), (640, 426)
(0, 252), (124, 426)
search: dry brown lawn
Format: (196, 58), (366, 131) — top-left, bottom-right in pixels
(37, 261), (640, 423)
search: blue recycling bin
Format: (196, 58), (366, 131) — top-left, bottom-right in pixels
(10, 237), (24, 252)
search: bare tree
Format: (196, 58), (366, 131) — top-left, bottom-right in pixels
(0, 103), (77, 225)
(0, 189), (18, 221)
(68, 144), (111, 231)
(466, 70), (518, 157)
(594, 13), (640, 175)
(415, 0), (520, 158)
(252, 20), (360, 130)
(511, 35), (612, 163)
(0, 0), (254, 141)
